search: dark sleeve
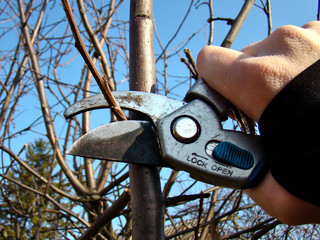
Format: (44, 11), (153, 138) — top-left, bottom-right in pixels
(258, 59), (320, 207)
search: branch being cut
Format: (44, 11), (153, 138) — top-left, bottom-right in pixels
(61, 0), (127, 121)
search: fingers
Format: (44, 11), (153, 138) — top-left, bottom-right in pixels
(240, 41), (262, 56)
(197, 46), (277, 121)
(196, 46), (246, 90)
(240, 25), (306, 57)
(196, 45), (246, 101)
(197, 21), (320, 121)
(242, 21), (320, 58)
(302, 21), (320, 34)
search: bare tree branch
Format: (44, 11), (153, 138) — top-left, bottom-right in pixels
(221, 0), (255, 48)
(18, 0), (88, 195)
(78, 189), (130, 239)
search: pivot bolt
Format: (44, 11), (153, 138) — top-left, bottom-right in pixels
(171, 116), (200, 143)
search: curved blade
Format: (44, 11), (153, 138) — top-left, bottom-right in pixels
(67, 120), (166, 166)
(64, 91), (186, 123)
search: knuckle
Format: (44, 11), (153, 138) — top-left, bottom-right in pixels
(302, 21), (320, 31)
(272, 23), (320, 55)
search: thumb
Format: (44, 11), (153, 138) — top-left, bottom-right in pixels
(196, 46), (287, 121)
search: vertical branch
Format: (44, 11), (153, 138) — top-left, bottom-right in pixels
(82, 72), (96, 191)
(318, 0), (320, 20)
(207, 0), (214, 45)
(129, 0), (164, 239)
(266, 0), (272, 35)
(199, 188), (219, 240)
(129, 0), (157, 93)
(154, 25), (168, 95)
(195, 196), (204, 240)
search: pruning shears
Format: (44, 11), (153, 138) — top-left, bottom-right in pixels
(64, 79), (267, 189)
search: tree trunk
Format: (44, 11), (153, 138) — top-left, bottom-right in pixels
(129, 0), (165, 239)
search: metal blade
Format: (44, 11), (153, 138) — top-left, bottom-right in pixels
(64, 91), (186, 123)
(66, 120), (166, 166)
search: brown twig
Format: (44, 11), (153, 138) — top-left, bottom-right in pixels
(0, 144), (83, 201)
(61, 0), (127, 121)
(181, 48), (199, 80)
(184, 49), (198, 76)
(1, 174), (90, 231)
(181, 58), (198, 80)
(165, 203), (256, 239)
(195, 195), (204, 240)
(78, 189), (130, 240)
(165, 193), (210, 207)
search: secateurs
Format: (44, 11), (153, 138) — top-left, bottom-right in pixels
(64, 79), (267, 189)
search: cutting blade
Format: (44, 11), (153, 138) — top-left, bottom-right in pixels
(67, 120), (166, 166)
(64, 91), (186, 123)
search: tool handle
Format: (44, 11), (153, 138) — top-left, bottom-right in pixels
(184, 79), (232, 121)
(158, 99), (267, 189)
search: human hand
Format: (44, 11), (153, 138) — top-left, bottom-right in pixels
(196, 21), (320, 225)
(196, 21), (320, 122)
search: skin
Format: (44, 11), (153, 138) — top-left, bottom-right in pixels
(196, 21), (320, 225)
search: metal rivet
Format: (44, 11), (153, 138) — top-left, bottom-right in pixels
(171, 116), (200, 143)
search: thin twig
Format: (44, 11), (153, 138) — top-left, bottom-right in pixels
(266, 0), (273, 35)
(0, 144), (83, 201)
(156, 0), (195, 63)
(165, 193), (210, 207)
(165, 203), (256, 239)
(195, 195), (204, 240)
(61, 0), (127, 121)
(1, 174), (90, 231)
(78, 189), (130, 240)
(181, 48), (199, 80)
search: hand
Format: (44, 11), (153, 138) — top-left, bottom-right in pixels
(196, 21), (320, 225)
(197, 21), (320, 122)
